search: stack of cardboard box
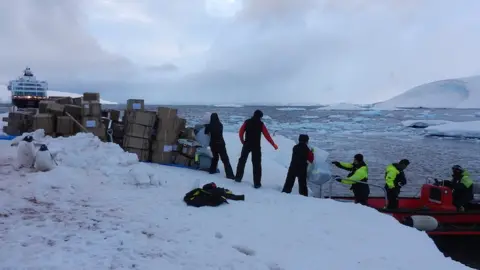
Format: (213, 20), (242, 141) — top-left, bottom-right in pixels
(2, 111), (36, 135)
(151, 107), (186, 164)
(122, 99), (156, 161)
(81, 92), (105, 139)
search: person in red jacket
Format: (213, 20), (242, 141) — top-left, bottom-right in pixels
(235, 110), (278, 188)
(282, 134), (314, 196)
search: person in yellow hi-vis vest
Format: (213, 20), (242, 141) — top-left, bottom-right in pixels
(384, 159), (410, 210)
(332, 154), (369, 205)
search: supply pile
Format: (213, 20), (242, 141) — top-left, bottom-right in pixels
(3, 93), (106, 139)
(4, 93), (205, 167)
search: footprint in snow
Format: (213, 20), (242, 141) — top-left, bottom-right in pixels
(215, 232), (223, 239)
(232, 245), (256, 256)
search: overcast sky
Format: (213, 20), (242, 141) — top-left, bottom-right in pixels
(1, 0), (480, 105)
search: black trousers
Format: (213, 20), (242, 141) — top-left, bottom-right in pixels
(386, 186), (400, 209)
(235, 144), (262, 186)
(282, 166), (308, 196)
(352, 183), (370, 205)
(210, 143), (234, 178)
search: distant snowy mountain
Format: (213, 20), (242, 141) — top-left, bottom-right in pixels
(376, 76), (480, 109)
(0, 85), (117, 105)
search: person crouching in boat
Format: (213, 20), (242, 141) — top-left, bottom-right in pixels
(435, 165), (474, 212)
(384, 159), (410, 210)
(331, 154), (369, 205)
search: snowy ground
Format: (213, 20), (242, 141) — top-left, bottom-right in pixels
(0, 131), (471, 269)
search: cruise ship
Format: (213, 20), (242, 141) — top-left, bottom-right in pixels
(7, 67), (48, 108)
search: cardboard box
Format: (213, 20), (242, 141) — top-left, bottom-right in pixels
(178, 143), (196, 159)
(127, 99), (145, 111)
(157, 107), (177, 120)
(46, 102), (65, 116)
(151, 151), (173, 164)
(56, 116), (75, 135)
(83, 92), (100, 102)
(64, 104), (82, 119)
(109, 110), (121, 122)
(81, 101), (102, 117)
(125, 110), (156, 127)
(173, 154), (193, 167)
(123, 136), (150, 150)
(73, 97), (83, 106)
(91, 124), (106, 140)
(39, 100), (54, 114)
(155, 129), (178, 144)
(179, 127), (195, 140)
(82, 117), (101, 129)
(155, 117), (186, 143)
(33, 114), (55, 135)
(55, 97), (73, 105)
(125, 147), (150, 162)
(81, 117), (106, 139)
(125, 123), (152, 139)
(111, 122), (124, 138)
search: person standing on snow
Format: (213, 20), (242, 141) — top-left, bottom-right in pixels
(435, 165), (474, 212)
(282, 134), (314, 196)
(332, 154), (370, 205)
(235, 109), (278, 188)
(384, 159), (410, 209)
(204, 113), (235, 179)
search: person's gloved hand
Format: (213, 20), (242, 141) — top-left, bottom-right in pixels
(331, 161), (340, 166)
(273, 144), (278, 150)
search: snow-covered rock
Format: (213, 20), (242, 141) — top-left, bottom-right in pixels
(0, 85), (117, 104)
(402, 120), (454, 128)
(0, 131), (469, 269)
(425, 120), (480, 139)
(377, 76), (480, 109)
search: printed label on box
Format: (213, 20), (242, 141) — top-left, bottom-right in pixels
(163, 145), (172, 152)
(132, 103), (141, 110)
(84, 104), (89, 109)
(85, 120), (97, 128)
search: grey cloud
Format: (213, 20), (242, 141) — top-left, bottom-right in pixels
(174, 0), (480, 104)
(0, 0), (134, 84)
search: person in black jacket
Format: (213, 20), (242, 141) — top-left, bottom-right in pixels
(205, 113), (235, 179)
(282, 134), (314, 196)
(235, 109), (278, 188)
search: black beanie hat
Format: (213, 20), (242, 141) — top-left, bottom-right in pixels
(253, 110), (263, 119)
(354, 154), (364, 162)
(298, 134), (309, 143)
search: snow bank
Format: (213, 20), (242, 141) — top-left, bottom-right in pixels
(377, 76), (480, 109)
(425, 120), (480, 139)
(0, 85), (117, 104)
(402, 120), (453, 128)
(0, 132), (469, 269)
(314, 103), (366, 110)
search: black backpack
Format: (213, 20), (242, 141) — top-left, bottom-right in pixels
(183, 188), (228, 207)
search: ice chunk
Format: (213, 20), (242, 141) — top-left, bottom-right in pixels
(425, 121), (480, 139)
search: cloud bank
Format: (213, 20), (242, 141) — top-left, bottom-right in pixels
(1, 0), (480, 105)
